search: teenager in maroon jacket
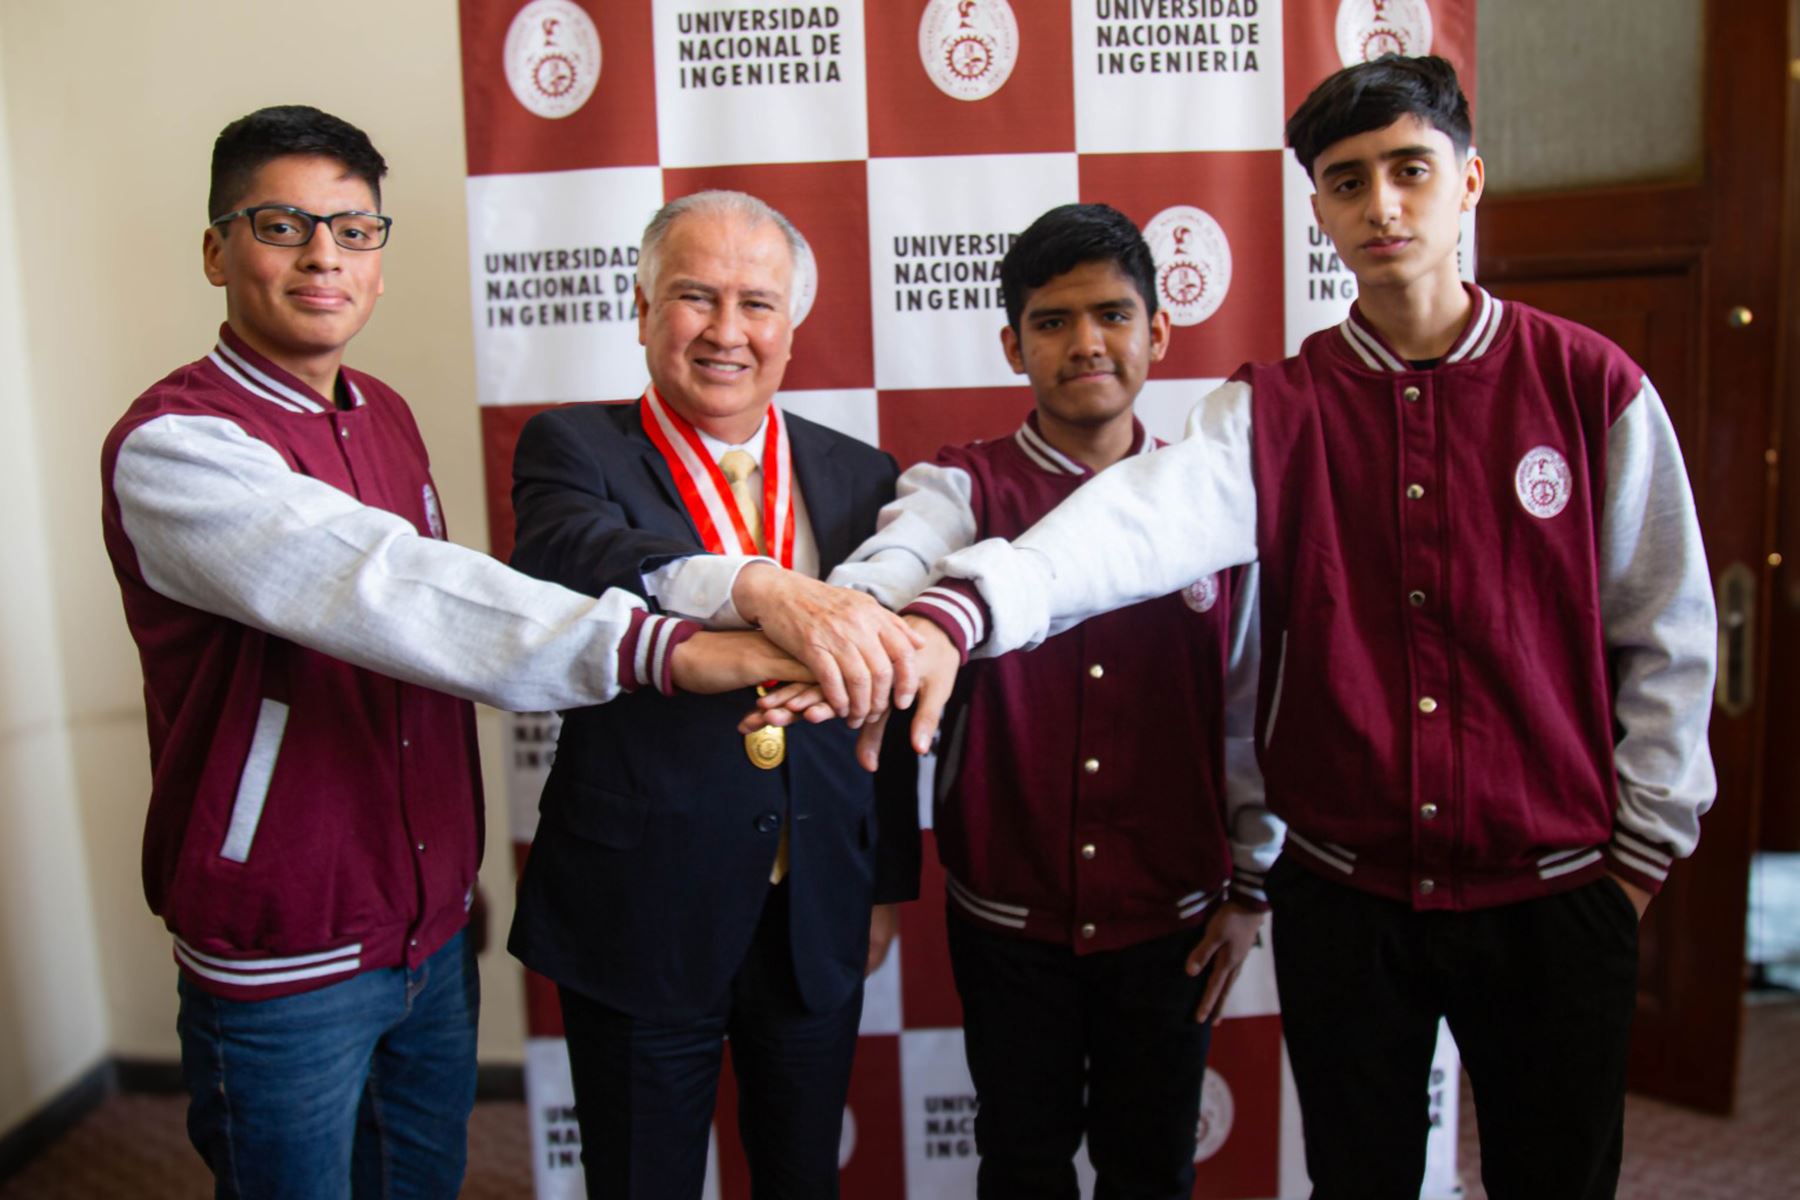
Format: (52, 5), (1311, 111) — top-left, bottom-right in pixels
(776, 58), (1717, 1200)
(101, 107), (800, 1200)
(824, 205), (1282, 1198)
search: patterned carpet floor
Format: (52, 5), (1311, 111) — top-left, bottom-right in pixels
(3, 993), (1795, 1198)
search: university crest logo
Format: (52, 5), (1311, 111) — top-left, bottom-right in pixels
(422, 484), (445, 539)
(1145, 206), (1232, 328)
(1515, 445), (1572, 520)
(1194, 1067), (1236, 1162)
(504, 0), (602, 119)
(1183, 573), (1221, 614)
(919, 0), (1020, 102)
(1335, 0), (1434, 66)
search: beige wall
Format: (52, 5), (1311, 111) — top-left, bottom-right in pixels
(0, 46), (111, 1135)
(0, 0), (526, 1124)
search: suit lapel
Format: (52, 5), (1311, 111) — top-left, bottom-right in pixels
(787, 414), (855, 573)
(616, 401), (703, 546)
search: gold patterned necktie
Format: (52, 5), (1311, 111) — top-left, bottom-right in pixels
(718, 449), (766, 554)
(719, 447), (787, 882)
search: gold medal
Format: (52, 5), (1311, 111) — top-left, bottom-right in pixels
(745, 724), (786, 769)
(746, 685), (786, 769)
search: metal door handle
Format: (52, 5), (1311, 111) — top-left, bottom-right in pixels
(1716, 562), (1755, 717)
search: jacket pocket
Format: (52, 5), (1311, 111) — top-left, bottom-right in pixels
(552, 781), (652, 850)
(219, 699), (289, 863)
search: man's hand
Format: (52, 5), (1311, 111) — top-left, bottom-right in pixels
(667, 630), (812, 695)
(1185, 901), (1266, 1025)
(866, 903), (899, 976)
(1608, 872), (1652, 920)
(740, 615), (962, 772)
(732, 564), (921, 727)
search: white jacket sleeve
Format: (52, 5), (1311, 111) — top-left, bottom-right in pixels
(826, 461), (977, 609)
(1599, 379), (1718, 885)
(938, 382), (1260, 656)
(1220, 563), (1283, 905)
(645, 553), (769, 627)
(113, 413), (648, 712)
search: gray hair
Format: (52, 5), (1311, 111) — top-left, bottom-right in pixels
(637, 190), (816, 321)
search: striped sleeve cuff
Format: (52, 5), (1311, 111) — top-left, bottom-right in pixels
(1227, 867), (1271, 912)
(617, 608), (702, 697)
(901, 581), (988, 665)
(1604, 827), (1678, 894)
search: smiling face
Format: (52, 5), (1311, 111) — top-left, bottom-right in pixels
(202, 154), (384, 393)
(1308, 114), (1483, 298)
(1001, 258), (1170, 431)
(636, 209), (795, 443)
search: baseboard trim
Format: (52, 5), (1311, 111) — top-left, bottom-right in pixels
(112, 1057), (185, 1094)
(0, 1060), (116, 1185)
(476, 1063), (525, 1101)
(109, 1058), (525, 1100)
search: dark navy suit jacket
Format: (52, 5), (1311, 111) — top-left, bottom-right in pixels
(506, 399), (921, 1024)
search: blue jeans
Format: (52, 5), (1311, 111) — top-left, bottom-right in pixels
(177, 930), (479, 1200)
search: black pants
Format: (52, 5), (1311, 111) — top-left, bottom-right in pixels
(1266, 855), (1639, 1200)
(946, 912), (1215, 1200)
(558, 883), (864, 1200)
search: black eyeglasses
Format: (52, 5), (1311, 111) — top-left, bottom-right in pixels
(210, 205), (393, 251)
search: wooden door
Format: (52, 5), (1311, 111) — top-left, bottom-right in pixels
(1476, 0), (1786, 1114)
(1760, 4), (1800, 854)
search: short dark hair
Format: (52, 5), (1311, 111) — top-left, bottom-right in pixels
(208, 105), (388, 222)
(1285, 55), (1471, 179)
(1000, 203), (1157, 332)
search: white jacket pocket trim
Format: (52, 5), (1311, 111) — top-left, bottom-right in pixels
(1263, 629), (1289, 745)
(220, 699), (289, 863)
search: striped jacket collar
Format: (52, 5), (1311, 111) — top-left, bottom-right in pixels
(206, 323), (365, 414)
(1337, 284), (1506, 373)
(1011, 411), (1152, 478)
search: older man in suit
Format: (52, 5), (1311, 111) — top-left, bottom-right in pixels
(507, 190), (920, 1199)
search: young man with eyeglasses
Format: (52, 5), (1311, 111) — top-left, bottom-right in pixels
(100, 105), (805, 1199)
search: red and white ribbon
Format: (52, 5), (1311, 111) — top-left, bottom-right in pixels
(639, 386), (795, 569)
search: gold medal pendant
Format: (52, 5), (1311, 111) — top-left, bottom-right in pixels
(745, 725), (785, 769)
(746, 685), (786, 769)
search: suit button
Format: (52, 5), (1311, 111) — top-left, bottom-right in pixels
(1080, 923), (1097, 939)
(1405, 484), (1425, 500)
(1081, 843), (1097, 860)
(1088, 663), (1104, 679)
(1419, 878), (1436, 895)
(754, 812), (781, 834)
(1418, 696), (1439, 714)
(1403, 386), (1421, 402)
(1083, 758), (1100, 775)
(1420, 803), (1439, 820)
(1408, 590), (1427, 607)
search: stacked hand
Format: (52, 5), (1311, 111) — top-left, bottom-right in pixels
(732, 563), (924, 728)
(667, 630), (813, 694)
(740, 614), (962, 771)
